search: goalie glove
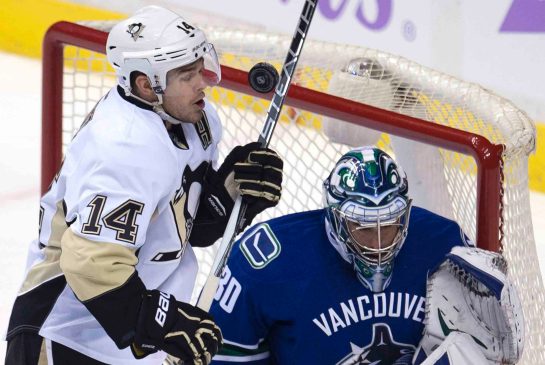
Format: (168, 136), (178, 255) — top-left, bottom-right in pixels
(414, 246), (524, 365)
(132, 290), (223, 364)
(414, 332), (490, 365)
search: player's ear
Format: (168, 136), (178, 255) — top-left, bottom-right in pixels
(132, 73), (156, 100)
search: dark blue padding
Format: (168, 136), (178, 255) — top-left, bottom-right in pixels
(446, 253), (504, 300)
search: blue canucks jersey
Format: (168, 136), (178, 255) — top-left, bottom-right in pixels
(209, 207), (471, 364)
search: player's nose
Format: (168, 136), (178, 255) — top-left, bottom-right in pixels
(196, 73), (208, 91)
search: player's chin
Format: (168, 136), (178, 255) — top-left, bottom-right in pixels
(175, 103), (203, 123)
(184, 109), (204, 124)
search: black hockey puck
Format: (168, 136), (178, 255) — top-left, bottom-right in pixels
(248, 62), (279, 93)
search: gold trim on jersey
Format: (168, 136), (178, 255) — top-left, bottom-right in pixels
(19, 245), (63, 295)
(48, 200), (69, 248)
(38, 338), (47, 365)
(168, 123), (189, 150)
(60, 229), (137, 301)
(195, 111), (212, 150)
(151, 206), (160, 221)
(150, 198), (188, 262)
(19, 199), (70, 294)
(172, 193), (189, 245)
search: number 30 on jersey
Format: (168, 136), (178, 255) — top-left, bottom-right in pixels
(214, 266), (242, 314)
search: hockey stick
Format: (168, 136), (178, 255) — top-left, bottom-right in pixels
(197, 0), (318, 311)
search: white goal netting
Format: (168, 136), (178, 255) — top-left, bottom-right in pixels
(48, 20), (543, 363)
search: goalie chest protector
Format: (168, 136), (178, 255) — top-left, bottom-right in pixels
(210, 207), (470, 364)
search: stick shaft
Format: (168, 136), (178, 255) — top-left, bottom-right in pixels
(197, 0), (318, 311)
(197, 193), (243, 311)
(258, 0), (318, 148)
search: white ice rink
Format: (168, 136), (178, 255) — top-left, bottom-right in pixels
(1, 51), (544, 359)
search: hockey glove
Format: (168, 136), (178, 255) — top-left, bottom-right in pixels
(228, 142), (283, 216)
(200, 142), (283, 228)
(414, 246), (524, 365)
(132, 290), (222, 364)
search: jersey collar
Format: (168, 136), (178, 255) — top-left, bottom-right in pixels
(117, 85), (153, 111)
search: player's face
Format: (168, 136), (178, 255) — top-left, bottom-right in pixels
(347, 221), (399, 251)
(162, 59), (209, 124)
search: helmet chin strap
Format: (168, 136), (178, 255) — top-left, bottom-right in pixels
(123, 88), (184, 125)
(153, 104), (184, 125)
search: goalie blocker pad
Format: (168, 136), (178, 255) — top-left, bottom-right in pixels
(414, 246), (524, 365)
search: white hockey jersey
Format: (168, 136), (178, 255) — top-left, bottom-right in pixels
(7, 87), (222, 364)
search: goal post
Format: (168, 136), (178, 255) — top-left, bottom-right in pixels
(40, 20), (543, 363)
(41, 21), (503, 251)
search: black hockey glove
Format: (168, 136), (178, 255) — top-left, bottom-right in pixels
(213, 142), (282, 219)
(131, 290), (222, 364)
(191, 142), (283, 246)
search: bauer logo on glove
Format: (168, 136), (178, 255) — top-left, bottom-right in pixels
(133, 290), (223, 364)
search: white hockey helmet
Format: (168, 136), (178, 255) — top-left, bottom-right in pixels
(323, 147), (412, 292)
(106, 6), (221, 98)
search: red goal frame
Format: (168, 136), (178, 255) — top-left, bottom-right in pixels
(41, 21), (504, 252)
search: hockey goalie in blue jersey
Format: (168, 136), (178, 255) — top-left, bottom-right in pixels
(209, 146), (524, 365)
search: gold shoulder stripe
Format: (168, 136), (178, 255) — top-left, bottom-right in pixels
(60, 229), (137, 301)
(19, 245), (63, 294)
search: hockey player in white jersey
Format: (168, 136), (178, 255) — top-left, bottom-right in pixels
(5, 6), (282, 365)
(209, 147), (523, 365)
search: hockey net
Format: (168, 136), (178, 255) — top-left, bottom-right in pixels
(42, 21), (543, 362)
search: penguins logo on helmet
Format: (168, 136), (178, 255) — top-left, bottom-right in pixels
(127, 23), (145, 41)
(106, 6), (222, 124)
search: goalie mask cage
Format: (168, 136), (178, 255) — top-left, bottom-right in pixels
(42, 21), (543, 363)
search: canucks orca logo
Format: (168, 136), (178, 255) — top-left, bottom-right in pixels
(336, 323), (415, 365)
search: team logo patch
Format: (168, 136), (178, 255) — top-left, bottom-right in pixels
(240, 224), (281, 269)
(336, 323), (415, 364)
(127, 23), (145, 41)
